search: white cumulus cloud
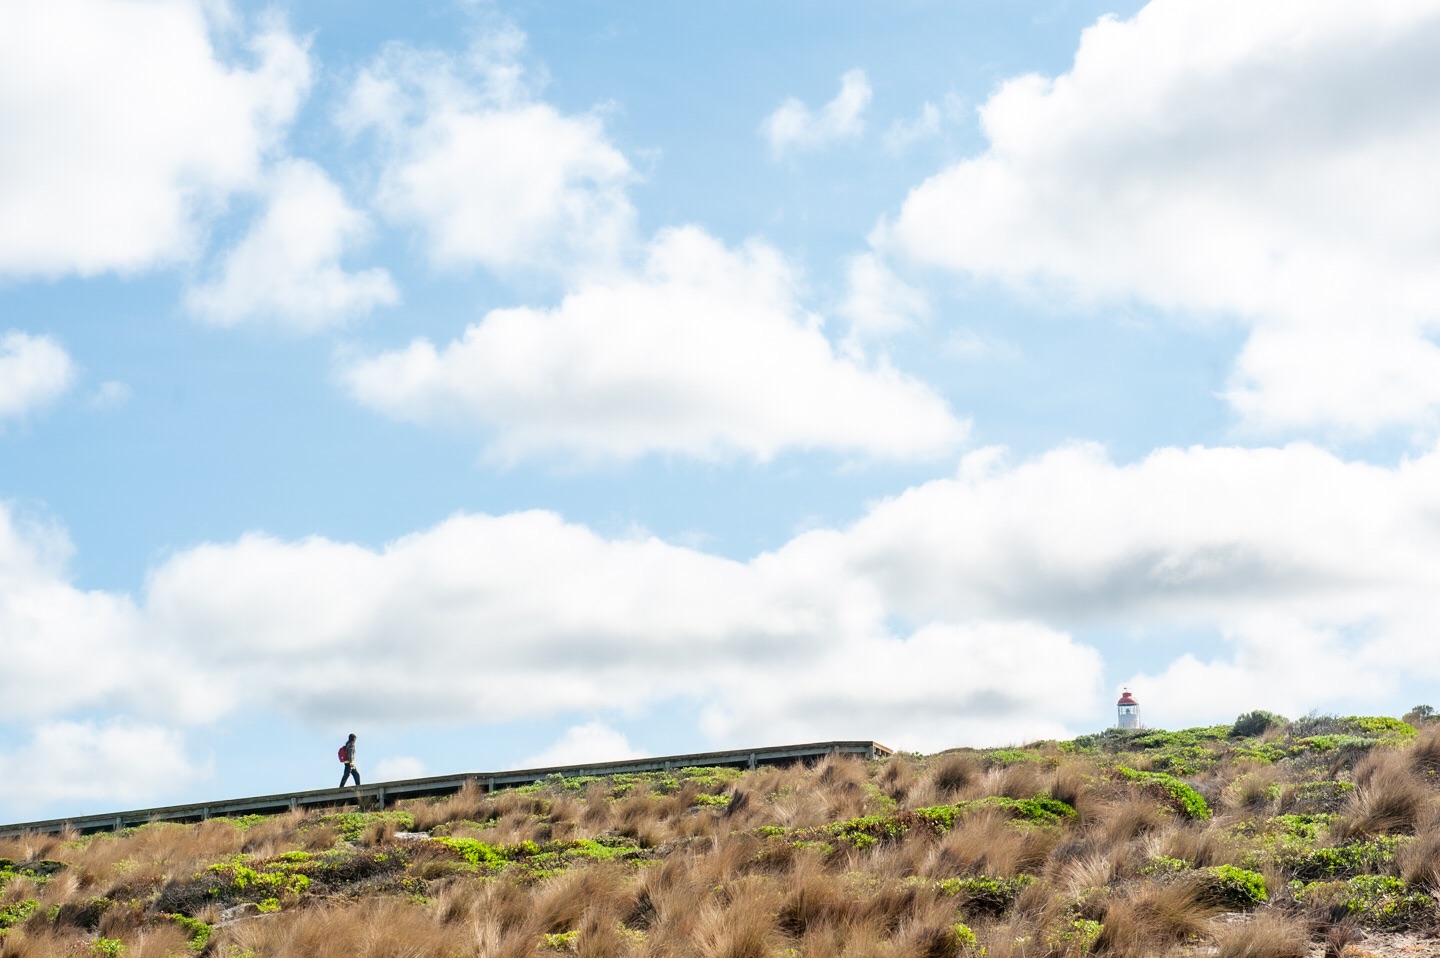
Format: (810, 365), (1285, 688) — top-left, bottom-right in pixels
(185, 160), (399, 331)
(702, 622), (1102, 752)
(837, 253), (930, 340)
(886, 0), (1440, 436)
(883, 101), (943, 154)
(0, 332), (77, 421)
(762, 69), (872, 157)
(372, 756), (428, 782)
(342, 37), (634, 278)
(776, 440), (1440, 729)
(0, 0), (311, 277)
(341, 226), (968, 463)
(0, 721), (206, 814)
(0, 504), (216, 723)
(0, 496), (1101, 750)
(7, 439), (1440, 773)
(522, 723), (645, 769)
(86, 381), (133, 412)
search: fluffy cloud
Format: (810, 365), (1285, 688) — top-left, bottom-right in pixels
(111, 440), (1440, 738)
(0, 332), (76, 421)
(883, 102), (943, 154)
(776, 441), (1440, 727)
(809, 442), (1440, 627)
(342, 227), (968, 463)
(185, 160), (399, 331)
(128, 506), (1106, 746)
(342, 37), (634, 278)
(701, 622), (1102, 752)
(762, 69), (872, 157)
(373, 756), (428, 782)
(0, 506), (168, 718)
(837, 253), (930, 340)
(86, 381), (133, 412)
(0, 0), (310, 277)
(523, 723), (645, 769)
(886, 0), (1440, 435)
(1128, 615), (1394, 730)
(0, 493), (1100, 753)
(0, 721), (205, 813)
(136, 508), (848, 726)
(6, 439), (1439, 769)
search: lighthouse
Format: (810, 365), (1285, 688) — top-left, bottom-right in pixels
(1116, 688), (1141, 730)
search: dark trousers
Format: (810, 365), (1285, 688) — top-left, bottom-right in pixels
(339, 763), (360, 787)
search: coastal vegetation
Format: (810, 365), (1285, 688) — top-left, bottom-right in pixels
(2, 713), (1439, 956)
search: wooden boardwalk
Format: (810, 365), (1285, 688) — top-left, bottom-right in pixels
(0, 740), (892, 838)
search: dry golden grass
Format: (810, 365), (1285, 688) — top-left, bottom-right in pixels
(14, 723), (1440, 957)
(1212, 912), (1311, 958)
(1092, 877), (1217, 957)
(1335, 749), (1431, 838)
(1409, 726), (1440, 775)
(1224, 767), (1283, 814)
(221, 897), (469, 958)
(1145, 819), (1238, 869)
(925, 752), (981, 801)
(1397, 823), (1440, 889)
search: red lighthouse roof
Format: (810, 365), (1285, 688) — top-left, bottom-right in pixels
(1117, 690), (1138, 706)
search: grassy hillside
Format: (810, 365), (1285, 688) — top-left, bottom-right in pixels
(3, 714), (1440, 957)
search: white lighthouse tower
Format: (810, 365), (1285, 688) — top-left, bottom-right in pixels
(1116, 688), (1141, 730)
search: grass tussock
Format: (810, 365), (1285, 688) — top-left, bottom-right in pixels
(8, 712), (1440, 955)
(1212, 912), (1311, 958)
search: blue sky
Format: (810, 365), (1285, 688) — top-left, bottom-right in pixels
(3, 0), (1439, 822)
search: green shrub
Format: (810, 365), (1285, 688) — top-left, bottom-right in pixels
(834, 794), (1076, 846)
(203, 858), (310, 906)
(1231, 711), (1288, 738)
(934, 875), (1035, 915)
(0, 898), (39, 933)
(1201, 865), (1267, 908)
(1140, 855), (1191, 876)
(313, 810), (415, 842)
(429, 837), (506, 868)
(828, 812), (907, 848)
(691, 792), (731, 809)
(982, 795), (1076, 825)
(1348, 716), (1416, 739)
(950, 922), (977, 948)
(1403, 705), (1435, 726)
(987, 749), (1041, 767)
(213, 814), (267, 830)
(0, 860), (64, 886)
(1270, 814), (1332, 841)
(1046, 917), (1102, 954)
(170, 914), (211, 952)
(1231, 741), (1292, 764)
(1114, 766), (1211, 820)
(1287, 836), (1408, 881)
(1286, 780), (1354, 813)
(919, 796), (1075, 830)
(1291, 875), (1433, 929)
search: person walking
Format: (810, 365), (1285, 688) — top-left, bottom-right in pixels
(338, 733), (360, 787)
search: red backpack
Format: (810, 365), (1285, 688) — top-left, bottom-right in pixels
(338, 744), (349, 763)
